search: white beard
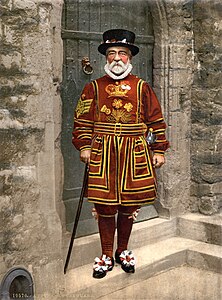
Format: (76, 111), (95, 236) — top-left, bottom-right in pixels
(109, 60), (128, 74)
(104, 60), (133, 80)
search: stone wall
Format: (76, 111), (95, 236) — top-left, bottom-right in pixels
(151, 0), (221, 217)
(151, 0), (194, 216)
(0, 0), (64, 299)
(190, 0), (222, 214)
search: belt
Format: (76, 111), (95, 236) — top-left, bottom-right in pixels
(93, 122), (147, 137)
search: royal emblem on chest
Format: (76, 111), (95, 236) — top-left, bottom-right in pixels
(99, 81), (135, 123)
(105, 81), (131, 98)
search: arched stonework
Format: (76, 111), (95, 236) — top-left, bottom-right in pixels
(149, 0), (194, 217)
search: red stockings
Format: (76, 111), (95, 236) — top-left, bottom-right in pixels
(94, 204), (140, 258)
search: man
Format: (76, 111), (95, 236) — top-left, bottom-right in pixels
(72, 29), (169, 279)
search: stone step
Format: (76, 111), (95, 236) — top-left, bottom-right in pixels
(63, 237), (202, 299)
(63, 217), (177, 269)
(177, 212), (222, 246)
(97, 266), (222, 300)
(187, 243), (222, 273)
(62, 213), (222, 299)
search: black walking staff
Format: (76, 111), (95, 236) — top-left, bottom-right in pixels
(64, 164), (89, 274)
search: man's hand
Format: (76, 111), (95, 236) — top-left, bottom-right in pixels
(80, 149), (91, 165)
(152, 154), (165, 168)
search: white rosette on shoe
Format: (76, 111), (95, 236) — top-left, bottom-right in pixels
(93, 254), (113, 272)
(93, 254), (114, 278)
(119, 250), (136, 267)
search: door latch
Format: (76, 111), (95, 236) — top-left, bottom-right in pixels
(82, 57), (93, 75)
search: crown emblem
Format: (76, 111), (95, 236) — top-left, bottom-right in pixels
(105, 84), (130, 98)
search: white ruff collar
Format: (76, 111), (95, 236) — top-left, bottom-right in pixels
(104, 63), (133, 80)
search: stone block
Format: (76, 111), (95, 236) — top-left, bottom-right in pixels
(199, 164), (222, 184)
(0, 170), (12, 195)
(169, 44), (194, 69)
(1, 51), (22, 70)
(1, 25), (16, 45)
(162, 86), (191, 114)
(11, 214), (24, 228)
(192, 87), (221, 105)
(0, 195), (12, 220)
(192, 101), (222, 126)
(194, 69), (222, 89)
(166, 5), (193, 36)
(14, 166), (37, 181)
(0, 130), (44, 172)
(169, 69), (193, 88)
(0, 82), (33, 99)
(191, 123), (220, 142)
(199, 196), (220, 215)
(192, 151), (222, 165)
(13, 0), (37, 11)
(187, 243), (222, 273)
(191, 140), (216, 154)
(178, 214), (222, 245)
(187, 195), (200, 213)
(0, 109), (23, 129)
(191, 182), (222, 197)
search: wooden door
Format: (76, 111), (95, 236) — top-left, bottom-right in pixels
(61, 0), (157, 236)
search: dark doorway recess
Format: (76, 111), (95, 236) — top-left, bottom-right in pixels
(61, 0), (158, 236)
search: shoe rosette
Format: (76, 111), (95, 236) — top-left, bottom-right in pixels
(119, 250), (136, 267)
(93, 254), (113, 273)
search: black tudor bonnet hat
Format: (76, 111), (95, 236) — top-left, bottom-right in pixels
(98, 29), (139, 56)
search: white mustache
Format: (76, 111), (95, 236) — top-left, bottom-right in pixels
(107, 60), (129, 75)
(109, 60), (125, 68)
(104, 61), (133, 80)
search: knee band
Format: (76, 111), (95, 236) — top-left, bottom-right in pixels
(92, 207), (116, 219)
(118, 212), (131, 216)
(98, 213), (116, 218)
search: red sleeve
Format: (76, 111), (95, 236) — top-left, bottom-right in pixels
(72, 82), (95, 151)
(143, 82), (170, 154)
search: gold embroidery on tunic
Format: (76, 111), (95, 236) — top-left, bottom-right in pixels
(101, 105), (111, 115)
(107, 109), (132, 123)
(112, 99), (123, 109)
(100, 98), (133, 123)
(75, 97), (93, 118)
(124, 103), (133, 112)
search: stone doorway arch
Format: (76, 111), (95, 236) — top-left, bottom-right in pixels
(150, 0), (193, 217)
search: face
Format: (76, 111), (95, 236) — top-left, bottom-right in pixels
(106, 46), (131, 75)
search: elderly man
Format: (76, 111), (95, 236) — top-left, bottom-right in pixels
(72, 29), (169, 279)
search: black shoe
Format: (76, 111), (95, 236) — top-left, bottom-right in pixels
(93, 255), (114, 279)
(115, 250), (135, 273)
(115, 250), (122, 264)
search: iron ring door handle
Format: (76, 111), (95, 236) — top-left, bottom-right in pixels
(82, 57), (93, 75)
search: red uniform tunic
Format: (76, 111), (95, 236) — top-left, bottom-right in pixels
(72, 74), (169, 206)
